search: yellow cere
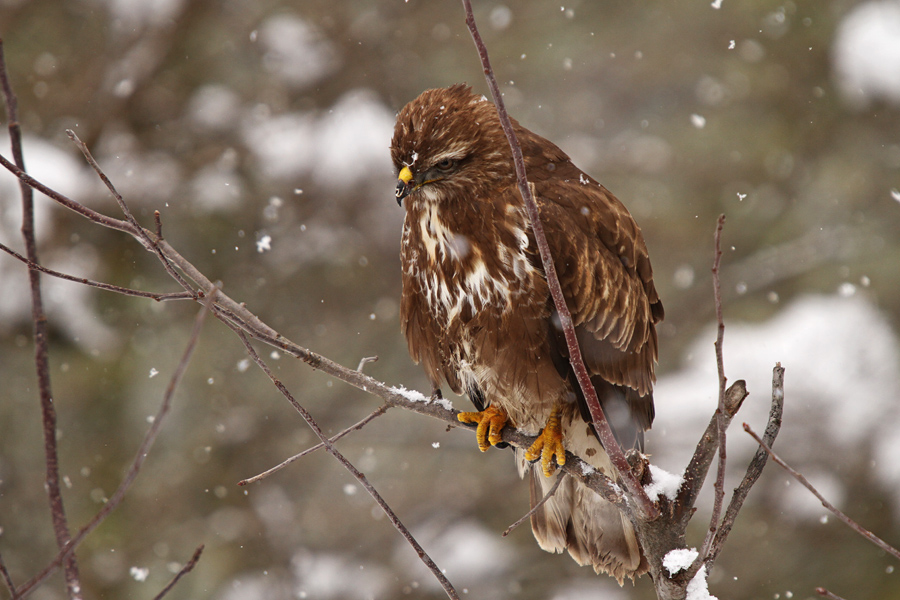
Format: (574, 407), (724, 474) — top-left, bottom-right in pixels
(398, 165), (413, 184)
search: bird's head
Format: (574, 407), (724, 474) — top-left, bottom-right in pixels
(391, 84), (513, 207)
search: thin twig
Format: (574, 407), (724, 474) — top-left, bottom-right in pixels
(816, 588), (848, 600)
(152, 545), (204, 600)
(14, 294), (214, 598)
(239, 404), (390, 486)
(0, 552), (18, 600)
(705, 364), (784, 568)
(745, 422), (900, 562)
(230, 328), (460, 600)
(66, 130), (193, 293)
(503, 472), (566, 537)
(357, 356), (379, 372)
(459, 0), (657, 521)
(1, 38), (83, 600)
(0, 241), (196, 301)
(701, 214), (728, 560)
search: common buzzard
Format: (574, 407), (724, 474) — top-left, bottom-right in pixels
(391, 84), (663, 583)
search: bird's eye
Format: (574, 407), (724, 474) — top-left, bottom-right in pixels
(435, 158), (456, 171)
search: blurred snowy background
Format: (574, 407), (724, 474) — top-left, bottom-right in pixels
(1, 1), (899, 599)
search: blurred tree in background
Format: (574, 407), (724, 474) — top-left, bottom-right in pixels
(1, 1), (899, 599)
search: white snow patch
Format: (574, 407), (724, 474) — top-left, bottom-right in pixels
(292, 549), (390, 599)
(832, 0), (900, 107)
(687, 565), (718, 600)
(644, 464), (684, 502)
(891, 188), (900, 202)
(390, 385), (428, 403)
(256, 235), (272, 253)
(100, 0), (185, 28)
(258, 14), (339, 89)
(663, 547), (698, 576)
(242, 89), (394, 187)
(188, 84), (241, 131)
(391, 385), (453, 410)
(129, 566), (150, 582)
(690, 114), (707, 129)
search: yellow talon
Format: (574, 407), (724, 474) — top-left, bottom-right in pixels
(525, 408), (566, 477)
(458, 405), (509, 452)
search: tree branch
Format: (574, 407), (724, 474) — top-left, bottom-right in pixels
(14, 294), (213, 598)
(0, 240), (196, 301)
(229, 327), (461, 600)
(745, 419), (900, 562)
(239, 404), (390, 486)
(0, 552), (18, 600)
(152, 545), (204, 600)
(0, 37), (83, 600)
(459, 0), (657, 521)
(503, 472), (566, 537)
(700, 214), (728, 560)
(704, 364), (784, 568)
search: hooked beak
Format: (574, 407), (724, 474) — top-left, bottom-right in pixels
(395, 165), (414, 206)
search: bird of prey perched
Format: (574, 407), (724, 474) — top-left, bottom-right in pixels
(391, 84), (664, 583)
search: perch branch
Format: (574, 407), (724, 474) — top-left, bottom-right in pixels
(815, 588), (848, 600)
(460, 0), (656, 521)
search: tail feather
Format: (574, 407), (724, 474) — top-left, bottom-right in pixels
(516, 412), (649, 584)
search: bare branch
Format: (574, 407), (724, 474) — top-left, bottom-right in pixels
(152, 545), (204, 600)
(677, 380), (749, 514)
(1, 38), (83, 600)
(239, 404), (390, 486)
(66, 130), (194, 293)
(503, 472), (566, 537)
(705, 364), (784, 568)
(14, 294), (213, 598)
(230, 327), (461, 600)
(0, 241), (196, 301)
(459, 0), (657, 521)
(745, 421), (900, 562)
(701, 214), (728, 560)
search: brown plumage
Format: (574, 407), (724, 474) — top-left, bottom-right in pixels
(391, 84), (664, 583)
